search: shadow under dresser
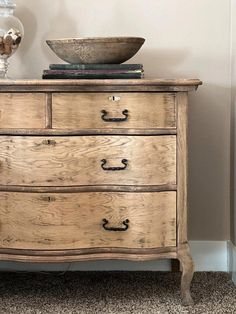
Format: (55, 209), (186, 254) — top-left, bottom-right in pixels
(0, 78), (202, 305)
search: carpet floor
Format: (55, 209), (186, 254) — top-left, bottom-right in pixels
(0, 271), (235, 314)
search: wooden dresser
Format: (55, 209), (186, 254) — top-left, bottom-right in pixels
(0, 79), (201, 305)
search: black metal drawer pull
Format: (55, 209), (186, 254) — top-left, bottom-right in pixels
(101, 159), (128, 171)
(102, 219), (129, 232)
(101, 109), (129, 122)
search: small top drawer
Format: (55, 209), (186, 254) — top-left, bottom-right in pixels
(0, 93), (46, 129)
(52, 93), (176, 129)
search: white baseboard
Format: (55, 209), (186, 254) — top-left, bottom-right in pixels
(228, 241), (236, 284)
(0, 241), (230, 272)
(190, 241), (228, 271)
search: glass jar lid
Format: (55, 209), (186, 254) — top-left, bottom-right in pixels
(0, 0), (15, 8)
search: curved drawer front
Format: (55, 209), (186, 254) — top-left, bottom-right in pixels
(0, 136), (176, 186)
(0, 192), (176, 250)
(52, 93), (176, 129)
(0, 93), (46, 129)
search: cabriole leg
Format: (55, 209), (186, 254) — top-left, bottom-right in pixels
(178, 244), (194, 306)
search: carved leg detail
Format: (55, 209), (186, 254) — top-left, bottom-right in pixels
(178, 244), (194, 306)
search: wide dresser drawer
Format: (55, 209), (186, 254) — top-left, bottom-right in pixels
(0, 93), (46, 129)
(0, 191), (176, 250)
(52, 93), (176, 129)
(0, 135), (176, 186)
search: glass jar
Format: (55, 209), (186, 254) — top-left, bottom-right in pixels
(0, 0), (24, 78)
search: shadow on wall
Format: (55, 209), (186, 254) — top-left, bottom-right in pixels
(127, 48), (231, 242)
(41, 0), (80, 65)
(12, 0), (81, 77)
(134, 50), (231, 241)
(188, 84), (231, 240)
(131, 48), (191, 78)
(14, 4), (37, 78)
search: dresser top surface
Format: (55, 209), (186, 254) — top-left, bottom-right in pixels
(0, 79), (202, 92)
(0, 78), (202, 86)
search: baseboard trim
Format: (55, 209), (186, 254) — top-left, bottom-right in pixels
(190, 241), (228, 271)
(0, 241), (230, 272)
(228, 241), (236, 284)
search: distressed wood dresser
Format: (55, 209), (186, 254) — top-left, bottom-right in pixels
(0, 79), (201, 305)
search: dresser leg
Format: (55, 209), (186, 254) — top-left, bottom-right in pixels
(178, 244), (194, 306)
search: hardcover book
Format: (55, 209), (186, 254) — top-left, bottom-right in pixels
(49, 64), (143, 71)
(44, 69), (143, 75)
(42, 72), (143, 79)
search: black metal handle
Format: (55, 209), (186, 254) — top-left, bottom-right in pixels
(101, 109), (129, 122)
(102, 219), (129, 232)
(101, 159), (128, 171)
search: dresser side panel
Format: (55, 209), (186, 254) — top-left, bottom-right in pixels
(177, 92), (188, 244)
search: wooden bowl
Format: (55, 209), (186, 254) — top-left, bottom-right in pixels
(46, 37), (145, 64)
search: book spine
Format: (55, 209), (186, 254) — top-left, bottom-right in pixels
(44, 69), (143, 75)
(49, 64), (143, 71)
(42, 73), (143, 79)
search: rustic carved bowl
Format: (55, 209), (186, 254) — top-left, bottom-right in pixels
(46, 37), (145, 64)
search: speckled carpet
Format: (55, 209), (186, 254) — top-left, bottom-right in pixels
(0, 272), (235, 313)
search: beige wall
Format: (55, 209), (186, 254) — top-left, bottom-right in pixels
(11, 0), (232, 240)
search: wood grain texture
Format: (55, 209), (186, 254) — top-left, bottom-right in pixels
(0, 128), (177, 136)
(0, 79), (202, 93)
(0, 191), (176, 250)
(0, 93), (46, 129)
(178, 244), (194, 306)
(0, 246), (177, 256)
(52, 93), (176, 129)
(176, 93), (188, 244)
(0, 251), (178, 263)
(176, 93), (194, 305)
(0, 79), (202, 86)
(0, 184), (177, 193)
(0, 135), (176, 186)
(45, 93), (52, 129)
(0, 85), (200, 93)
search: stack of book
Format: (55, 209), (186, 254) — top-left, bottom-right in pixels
(42, 64), (144, 79)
